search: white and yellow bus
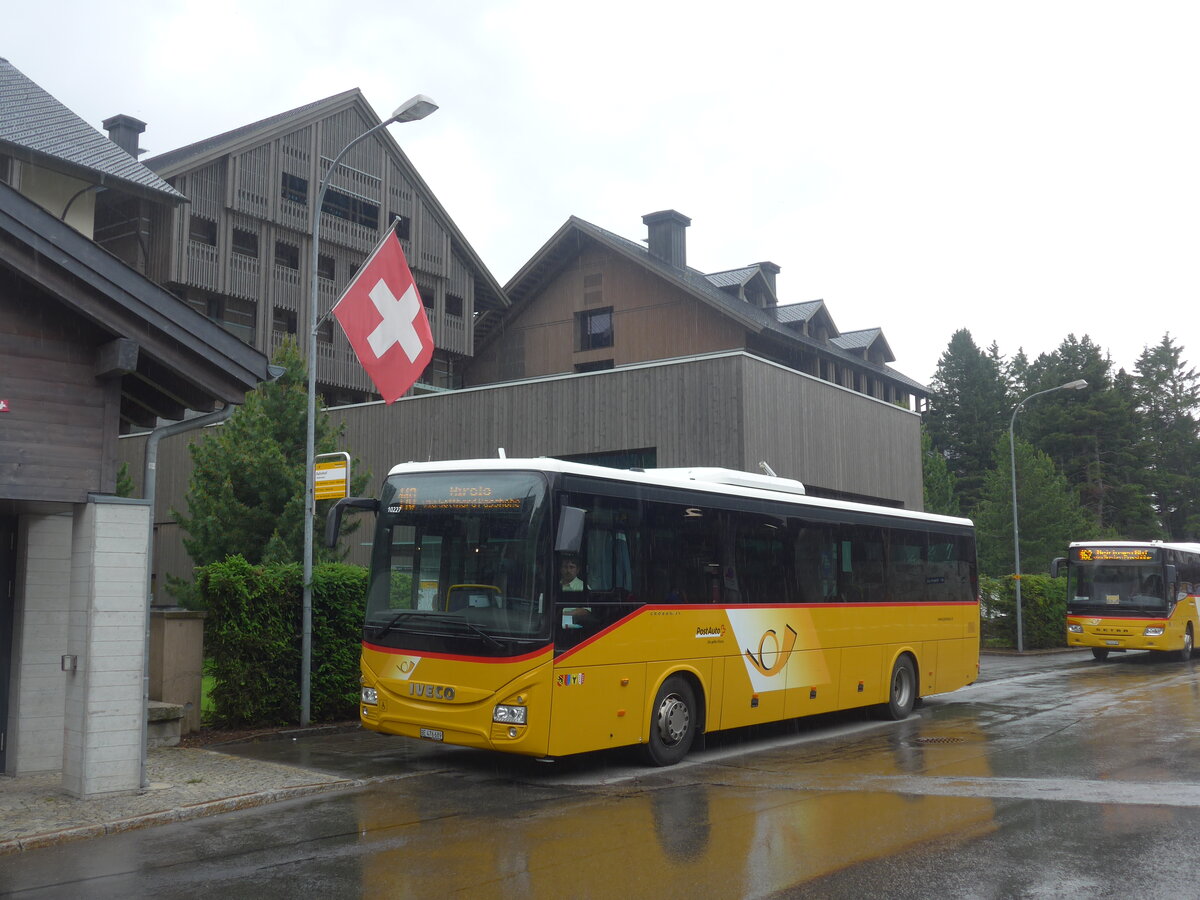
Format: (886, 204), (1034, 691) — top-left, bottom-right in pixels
(1055, 541), (1200, 661)
(329, 458), (980, 765)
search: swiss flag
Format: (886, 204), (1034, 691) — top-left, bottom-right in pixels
(332, 227), (433, 404)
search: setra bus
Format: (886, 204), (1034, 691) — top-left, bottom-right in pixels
(327, 458), (980, 765)
(1054, 541), (1200, 661)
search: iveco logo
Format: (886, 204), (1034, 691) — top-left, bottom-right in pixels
(409, 682), (456, 701)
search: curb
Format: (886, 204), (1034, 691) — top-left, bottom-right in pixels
(0, 777), (360, 856)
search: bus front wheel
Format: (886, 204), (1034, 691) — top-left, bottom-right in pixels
(876, 655), (917, 720)
(1179, 626), (1194, 662)
(1092, 648), (1110, 661)
(642, 676), (696, 766)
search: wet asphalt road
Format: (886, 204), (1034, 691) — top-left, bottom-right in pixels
(3, 649), (1199, 898)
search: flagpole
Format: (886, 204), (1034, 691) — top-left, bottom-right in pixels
(302, 95), (437, 726)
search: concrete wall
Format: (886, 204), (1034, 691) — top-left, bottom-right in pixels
(9, 512), (72, 775)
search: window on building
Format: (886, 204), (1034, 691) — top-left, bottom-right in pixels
(389, 213), (411, 239)
(577, 307), (614, 351)
(188, 291), (256, 345)
(281, 173), (308, 204)
(274, 241), (300, 270)
(232, 228), (259, 258)
(575, 359), (614, 373)
(322, 187), (379, 229)
(445, 294), (464, 317)
(188, 216), (218, 247)
(317, 318), (334, 343)
(273, 306), (297, 335)
(318, 254), (335, 281)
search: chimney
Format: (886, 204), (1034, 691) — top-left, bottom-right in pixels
(642, 209), (691, 268)
(757, 261), (781, 301)
(103, 114), (147, 157)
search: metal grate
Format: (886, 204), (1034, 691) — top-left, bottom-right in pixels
(911, 736), (967, 745)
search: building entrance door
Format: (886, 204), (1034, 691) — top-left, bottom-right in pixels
(0, 516), (16, 773)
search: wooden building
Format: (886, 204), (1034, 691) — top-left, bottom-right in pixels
(97, 90), (509, 407)
(467, 210), (928, 411)
(0, 59), (271, 793)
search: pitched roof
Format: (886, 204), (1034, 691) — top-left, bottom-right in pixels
(775, 300), (826, 324)
(0, 58), (184, 203)
(0, 181), (270, 424)
(832, 328), (896, 363)
(502, 215), (928, 395)
(143, 89), (509, 335)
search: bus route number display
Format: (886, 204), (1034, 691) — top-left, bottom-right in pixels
(1074, 547), (1158, 562)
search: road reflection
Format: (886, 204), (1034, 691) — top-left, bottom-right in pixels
(350, 719), (998, 897)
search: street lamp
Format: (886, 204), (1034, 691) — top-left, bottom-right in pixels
(1009, 378), (1088, 652)
(301, 94), (437, 725)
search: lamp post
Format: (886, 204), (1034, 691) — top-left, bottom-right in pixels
(1009, 378), (1088, 652)
(301, 94), (437, 725)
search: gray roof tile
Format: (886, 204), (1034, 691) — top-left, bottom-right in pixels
(0, 58), (183, 201)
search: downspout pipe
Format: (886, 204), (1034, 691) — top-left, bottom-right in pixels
(139, 405), (234, 789)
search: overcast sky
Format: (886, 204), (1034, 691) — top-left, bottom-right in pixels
(10, 1), (1199, 385)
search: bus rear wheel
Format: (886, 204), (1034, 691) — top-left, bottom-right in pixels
(1092, 648), (1110, 661)
(1178, 626), (1194, 662)
(876, 656), (917, 720)
(642, 676), (696, 766)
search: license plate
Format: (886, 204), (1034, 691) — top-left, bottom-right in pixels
(419, 727), (444, 741)
(1105, 640), (1120, 646)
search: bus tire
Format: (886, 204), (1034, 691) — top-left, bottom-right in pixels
(1092, 648), (1110, 661)
(642, 676), (696, 766)
(876, 655), (917, 721)
(1178, 626), (1194, 662)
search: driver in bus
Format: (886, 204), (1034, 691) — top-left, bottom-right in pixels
(558, 552), (593, 629)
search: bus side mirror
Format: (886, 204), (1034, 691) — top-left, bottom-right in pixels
(325, 497), (380, 548)
(555, 506), (587, 553)
(1165, 564), (1178, 587)
(1050, 557), (1066, 578)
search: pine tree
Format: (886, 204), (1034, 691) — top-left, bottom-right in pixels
(1133, 334), (1200, 540)
(924, 329), (1010, 513)
(920, 426), (961, 516)
(173, 336), (365, 570)
(1018, 335), (1157, 536)
(973, 435), (1095, 577)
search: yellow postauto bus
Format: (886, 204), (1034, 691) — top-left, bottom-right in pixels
(1055, 541), (1200, 661)
(328, 458), (979, 765)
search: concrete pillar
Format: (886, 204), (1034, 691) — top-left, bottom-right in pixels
(62, 496), (150, 798)
(149, 609), (206, 734)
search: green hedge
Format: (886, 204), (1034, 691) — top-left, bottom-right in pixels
(980, 573), (1067, 649)
(197, 556), (367, 727)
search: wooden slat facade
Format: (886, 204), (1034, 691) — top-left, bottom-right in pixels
(118, 352), (921, 584)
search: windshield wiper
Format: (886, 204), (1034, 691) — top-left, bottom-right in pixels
(369, 610), (505, 650)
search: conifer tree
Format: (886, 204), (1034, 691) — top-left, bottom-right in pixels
(174, 336), (365, 570)
(973, 435), (1095, 577)
(1133, 334), (1200, 540)
(924, 329), (1010, 512)
(920, 426), (961, 516)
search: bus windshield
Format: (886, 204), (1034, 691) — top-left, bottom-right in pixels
(1068, 562), (1169, 612)
(364, 471), (550, 653)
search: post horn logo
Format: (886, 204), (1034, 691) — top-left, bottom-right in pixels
(744, 624), (798, 677)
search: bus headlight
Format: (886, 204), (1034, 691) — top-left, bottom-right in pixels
(361, 687), (379, 705)
(1067, 624), (1083, 633)
(1144, 626), (1165, 637)
(493, 704), (527, 726)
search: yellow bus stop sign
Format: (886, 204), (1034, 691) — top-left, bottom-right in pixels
(314, 457), (349, 500)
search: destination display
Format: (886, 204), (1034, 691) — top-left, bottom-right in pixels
(1072, 546), (1159, 562)
(387, 483), (524, 513)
